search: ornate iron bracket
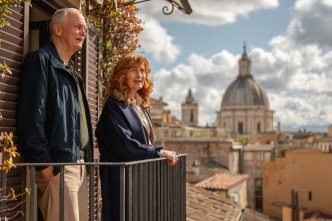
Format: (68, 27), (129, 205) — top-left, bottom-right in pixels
(162, 3), (175, 15)
(115, 0), (180, 15)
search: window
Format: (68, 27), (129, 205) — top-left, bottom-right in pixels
(257, 122), (261, 133)
(190, 110), (194, 123)
(255, 178), (263, 196)
(238, 122), (244, 134)
(309, 191), (312, 201)
(255, 178), (263, 212)
(244, 152), (253, 161)
(230, 192), (240, 203)
(257, 152), (265, 161)
(255, 197), (263, 212)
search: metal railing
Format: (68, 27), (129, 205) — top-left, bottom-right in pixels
(1, 154), (186, 221)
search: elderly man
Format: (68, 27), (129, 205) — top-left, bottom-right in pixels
(18, 8), (93, 221)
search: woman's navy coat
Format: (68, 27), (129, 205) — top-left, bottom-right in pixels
(95, 96), (162, 220)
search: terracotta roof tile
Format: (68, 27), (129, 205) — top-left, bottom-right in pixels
(187, 183), (274, 221)
(242, 208), (276, 221)
(244, 143), (273, 151)
(186, 183), (241, 221)
(303, 210), (332, 220)
(195, 173), (250, 190)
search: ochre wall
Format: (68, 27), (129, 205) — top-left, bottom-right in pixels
(263, 148), (332, 218)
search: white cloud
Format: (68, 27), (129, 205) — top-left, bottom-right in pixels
(151, 39), (332, 129)
(151, 50), (239, 126)
(138, 15), (181, 63)
(148, 0), (332, 131)
(287, 0), (332, 49)
(138, 0), (279, 26)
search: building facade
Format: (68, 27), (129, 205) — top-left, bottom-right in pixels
(263, 148), (332, 218)
(217, 46), (274, 135)
(182, 88), (199, 127)
(242, 143), (273, 212)
(318, 125), (332, 152)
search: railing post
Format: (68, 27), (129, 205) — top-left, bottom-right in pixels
(29, 166), (35, 221)
(60, 166), (65, 221)
(180, 156), (186, 221)
(143, 163), (148, 220)
(148, 162), (152, 221)
(1, 169), (7, 219)
(138, 164), (144, 221)
(89, 165), (95, 221)
(151, 161), (156, 221)
(120, 165), (126, 221)
(126, 165), (133, 221)
(156, 161), (161, 221)
(167, 162), (171, 221)
(132, 164), (139, 220)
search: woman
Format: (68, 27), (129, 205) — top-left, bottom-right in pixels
(95, 53), (178, 220)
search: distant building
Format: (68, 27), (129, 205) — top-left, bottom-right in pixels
(263, 148), (332, 218)
(243, 143), (273, 212)
(150, 97), (168, 128)
(181, 88), (199, 127)
(151, 95), (216, 139)
(272, 201), (332, 221)
(155, 138), (239, 182)
(318, 125), (332, 152)
(195, 172), (250, 209)
(317, 136), (332, 152)
(217, 45), (274, 135)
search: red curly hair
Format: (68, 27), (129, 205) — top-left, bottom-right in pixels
(103, 53), (153, 109)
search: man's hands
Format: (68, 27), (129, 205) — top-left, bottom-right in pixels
(41, 166), (54, 181)
(161, 150), (178, 166)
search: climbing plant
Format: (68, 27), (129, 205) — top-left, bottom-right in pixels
(87, 0), (143, 94)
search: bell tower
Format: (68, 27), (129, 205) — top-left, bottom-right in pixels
(181, 88), (199, 127)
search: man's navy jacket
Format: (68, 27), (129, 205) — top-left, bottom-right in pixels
(17, 42), (93, 171)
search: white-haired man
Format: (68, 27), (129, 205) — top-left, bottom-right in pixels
(18, 8), (93, 221)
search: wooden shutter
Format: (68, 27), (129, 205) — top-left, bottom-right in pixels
(82, 21), (101, 147)
(82, 21), (102, 221)
(0, 3), (29, 221)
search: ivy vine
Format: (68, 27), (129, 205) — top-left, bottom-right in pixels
(87, 0), (143, 96)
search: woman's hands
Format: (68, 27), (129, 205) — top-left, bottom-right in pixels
(161, 150), (178, 166)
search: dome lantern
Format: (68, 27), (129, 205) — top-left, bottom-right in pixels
(238, 43), (252, 77)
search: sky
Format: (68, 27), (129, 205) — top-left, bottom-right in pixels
(135, 0), (332, 132)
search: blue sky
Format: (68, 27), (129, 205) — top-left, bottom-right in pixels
(137, 0), (332, 132)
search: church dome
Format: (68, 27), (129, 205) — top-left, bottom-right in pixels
(221, 76), (270, 108)
(221, 46), (270, 108)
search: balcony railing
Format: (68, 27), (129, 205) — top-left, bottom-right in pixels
(1, 154), (186, 221)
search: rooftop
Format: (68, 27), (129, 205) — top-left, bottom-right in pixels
(186, 183), (241, 221)
(195, 173), (250, 190)
(244, 143), (273, 152)
(187, 183), (275, 221)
